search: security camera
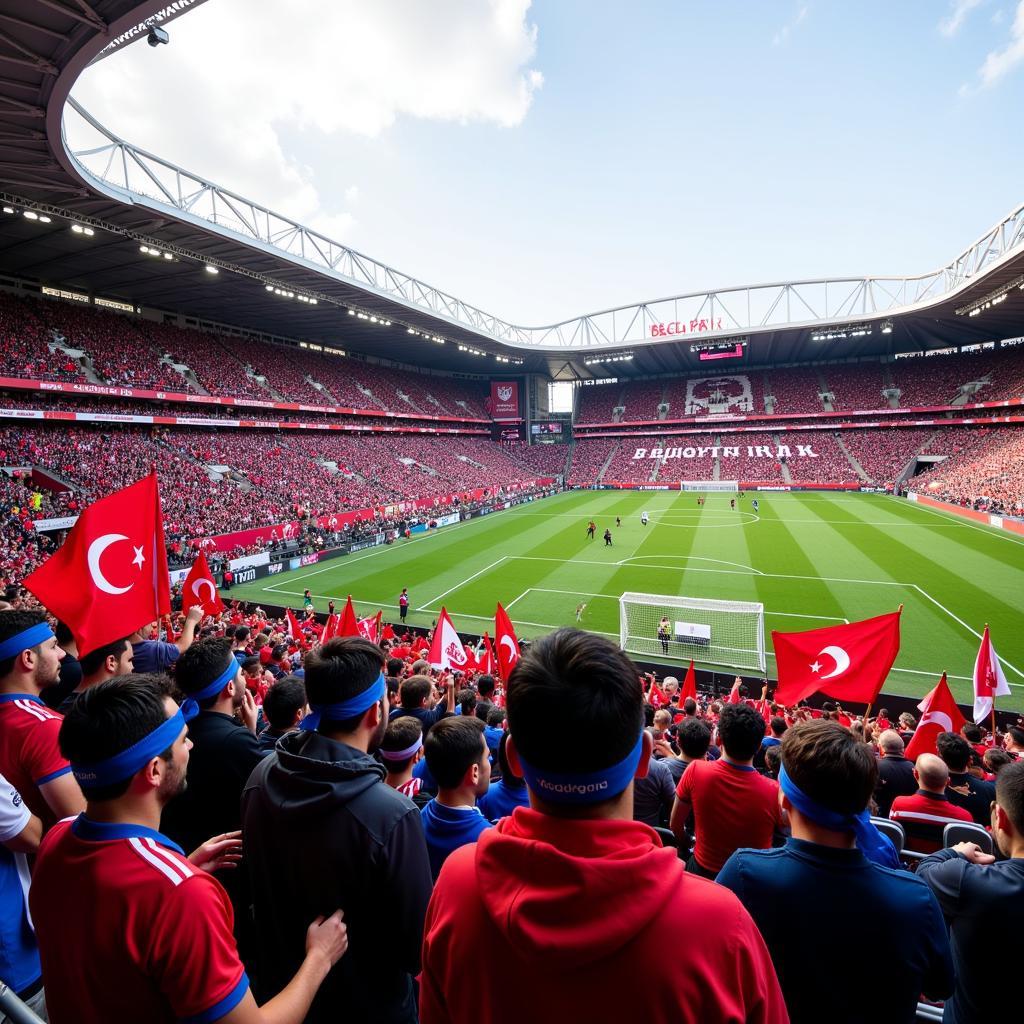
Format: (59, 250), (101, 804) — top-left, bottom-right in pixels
(147, 25), (169, 47)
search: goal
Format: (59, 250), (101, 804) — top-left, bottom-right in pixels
(618, 592), (765, 673)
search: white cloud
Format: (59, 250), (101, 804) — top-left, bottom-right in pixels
(69, 0), (542, 241)
(772, 4), (808, 46)
(939, 0), (984, 36)
(963, 0), (1024, 89)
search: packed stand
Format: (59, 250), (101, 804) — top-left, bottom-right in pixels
(911, 427), (1024, 516)
(619, 379), (665, 422)
(567, 437), (618, 485)
(575, 383), (623, 424)
(0, 293), (84, 383)
(822, 363), (887, 411)
(764, 368), (825, 414)
(840, 428), (933, 485)
(715, 432), (787, 481)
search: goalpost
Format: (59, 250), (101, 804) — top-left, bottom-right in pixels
(619, 592), (766, 674)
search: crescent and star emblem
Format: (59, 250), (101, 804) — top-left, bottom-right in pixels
(87, 534), (144, 596)
(809, 645), (850, 679)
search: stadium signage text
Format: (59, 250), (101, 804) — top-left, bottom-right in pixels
(233, 566), (258, 584)
(650, 318), (724, 338)
(633, 444), (817, 460)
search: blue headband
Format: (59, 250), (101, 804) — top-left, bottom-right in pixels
(0, 622), (55, 661)
(72, 703), (197, 790)
(517, 733), (644, 805)
(300, 672), (386, 731)
(188, 658), (240, 705)
(779, 765), (899, 869)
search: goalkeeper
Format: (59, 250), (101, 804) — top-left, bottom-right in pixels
(657, 616), (671, 654)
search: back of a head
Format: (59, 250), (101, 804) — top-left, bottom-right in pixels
(682, 697), (697, 716)
(458, 688), (476, 716)
(962, 722), (982, 744)
(677, 717), (711, 760)
(176, 637), (235, 704)
(985, 748), (1012, 774)
(506, 628), (642, 777)
(879, 729), (904, 756)
(78, 637), (130, 679)
(401, 674), (432, 710)
(304, 636), (385, 731)
(1007, 726), (1024, 748)
(424, 716), (485, 789)
(935, 731), (971, 773)
(263, 676), (306, 730)
(782, 719), (877, 815)
(995, 760), (1024, 835)
(486, 706), (505, 729)
(770, 716), (787, 738)
(915, 753), (949, 791)
(60, 673), (172, 801)
(477, 674), (496, 698)
(235, 625), (250, 644)
(386, 657), (404, 678)
(381, 716), (424, 772)
(717, 703), (767, 762)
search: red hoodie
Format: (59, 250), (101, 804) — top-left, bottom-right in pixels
(421, 807), (787, 1024)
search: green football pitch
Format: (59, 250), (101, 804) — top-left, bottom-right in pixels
(230, 489), (1024, 711)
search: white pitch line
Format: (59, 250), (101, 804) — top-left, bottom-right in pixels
(503, 588), (533, 611)
(884, 494), (1024, 546)
(618, 554), (765, 575)
(415, 557), (508, 612)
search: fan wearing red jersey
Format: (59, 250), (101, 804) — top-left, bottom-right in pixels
(0, 612), (85, 828)
(30, 674), (348, 1024)
(420, 629), (786, 1024)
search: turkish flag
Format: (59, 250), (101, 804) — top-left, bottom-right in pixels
(181, 552), (224, 618)
(973, 625), (1011, 724)
(24, 472), (170, 656)
(321, 613), (340, 643)
(478, 632), (497, 676)
(427, 607), (469, 672)
(680, 660), (697, 704)
(357, 611), (382, 644)
(772, 611), (901, 706)
(494, 602), (520, 679)
(648, 680), (669, 707)
(906, 673), (967, 761)
(381, 622), (396, 643)
(285, 608), (304, 641)
(337, 596), (360, 638)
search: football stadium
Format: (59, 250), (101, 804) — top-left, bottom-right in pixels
(1, 3), (1023, 1023)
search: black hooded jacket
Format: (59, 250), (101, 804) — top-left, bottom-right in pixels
(242, 730), (432, 1024)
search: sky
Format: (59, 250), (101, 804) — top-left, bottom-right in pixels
(70, 0), (1024, 328)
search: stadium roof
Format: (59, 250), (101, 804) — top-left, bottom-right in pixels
(2, 0), (1024, 381)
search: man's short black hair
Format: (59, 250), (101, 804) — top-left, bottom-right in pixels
(763, 745), (782, 777)
(682, 697), (697, 716)
(400, 674), (432, 710)
(0, 610), (48, 679)
(506, 628), (643, 779)
(1007, 726), (1024, 748)
(770, 716), (787, 738)
(263, 676), (306, 731)
(995, 760), (1024, 835)
(677, 718), (711, 760)
(386, 657), (405, 678)
(304, 636), (385, 732)
(380, 716), (423, 772)
(235, 626), (250, 643)
(54, 621), (74, 647)
(936, 731), (971, 773)
(962, 722), (982, 743)
(424, 716), (486, 790)
(241, 656), (262, 674)
(476, 674), (496, 698)
(782, 719), (878, 815)
(457, 688), (476, 716)
(486, 706), (505, 728)
(80, 637), (130, 678)
(60, 674), (175, 801)
(175, 638), (236, 708)
(717, 703), (768, 762)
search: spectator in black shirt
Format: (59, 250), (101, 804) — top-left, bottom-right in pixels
(873, 729), (917, 817)
(918, 761), (1024, 1024)
(937, 731), (996, 825)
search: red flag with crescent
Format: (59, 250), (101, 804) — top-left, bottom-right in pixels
(772, 610), (901, 706)
(494, 603), (520, 680)
(905, 673), (967, 761)
(181, 551), (224, 619)
(23, 472), (170, 656)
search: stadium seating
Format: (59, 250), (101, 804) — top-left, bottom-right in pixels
(821, 363), (888, 411)
(567, 438), (619, 485)
(763, 368), (825, 414)
(840, 429), (934, 485)
(576, 383), (624, 423)
(619, 380), (665, 422)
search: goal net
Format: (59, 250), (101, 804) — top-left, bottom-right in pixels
(679, 480), (738, 492)
(619, 592), (765, 673)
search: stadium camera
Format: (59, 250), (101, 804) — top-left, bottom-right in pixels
(147, 24), (169, 47)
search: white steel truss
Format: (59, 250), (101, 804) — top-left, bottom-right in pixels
(62, 99), (1024, 353)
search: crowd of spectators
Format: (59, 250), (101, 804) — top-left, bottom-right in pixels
(618, 379), (665, 422)
(0, 595), (1021, 1024)
(840, 428), (934, 485)
(911, 428), (1024, 517)
(764, 368), (825, 415)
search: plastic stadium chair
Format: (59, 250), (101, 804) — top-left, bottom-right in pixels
(653, 826), (679, 850)
(943, 821), (994, 856)
(870, 816), (905, 852)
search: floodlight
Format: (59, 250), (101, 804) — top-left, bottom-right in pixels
(147, 25), (169, 47)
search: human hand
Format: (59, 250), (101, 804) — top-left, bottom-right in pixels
(188, 831), (243, 874)
(239, 689), (259, 733)
(185, 605), (204, 625)
(305, 911), (348, 970)
(654, 739), (675, 758)
(952, 842), (995, 864)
